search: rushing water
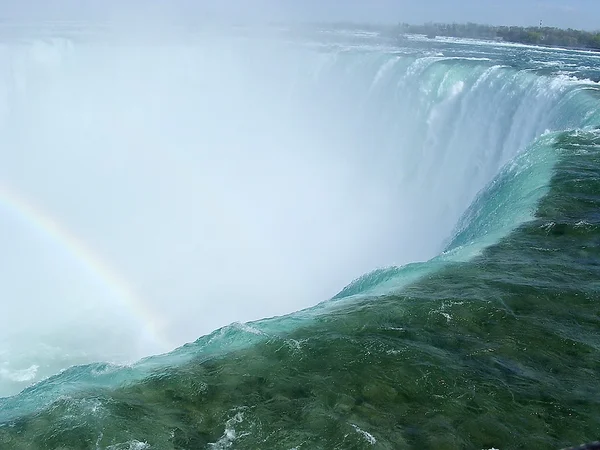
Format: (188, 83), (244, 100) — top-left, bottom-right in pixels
(0, 25), (599, 449)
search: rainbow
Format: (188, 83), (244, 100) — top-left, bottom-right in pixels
(0, 182), (172, 354)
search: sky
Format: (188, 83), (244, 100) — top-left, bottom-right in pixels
(0, 0), (599, 31)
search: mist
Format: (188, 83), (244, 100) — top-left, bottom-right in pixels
(0, 24), (430, 392)
(0, 3), (559, 397)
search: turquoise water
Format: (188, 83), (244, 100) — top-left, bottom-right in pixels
(1, 26), (600, 449)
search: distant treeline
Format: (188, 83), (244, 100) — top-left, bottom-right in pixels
(395, 22), (600, 50)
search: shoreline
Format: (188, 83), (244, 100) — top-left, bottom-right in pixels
(399, 32), (600, 54)
(393, 22), (600, 53)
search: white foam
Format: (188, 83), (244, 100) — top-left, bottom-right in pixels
(351, 424), (377, 445)
(0, 365), (38, 383)
(105, 441), (151, 450)
(208, 411), (247, 449)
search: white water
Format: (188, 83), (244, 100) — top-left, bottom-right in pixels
(0, 29), (579, 397)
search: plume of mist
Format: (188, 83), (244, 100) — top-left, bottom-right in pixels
(0, 6), (472, 397)
(0, 23), (422, 382)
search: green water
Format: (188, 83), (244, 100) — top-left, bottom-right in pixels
(2, 132), (599, 449)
